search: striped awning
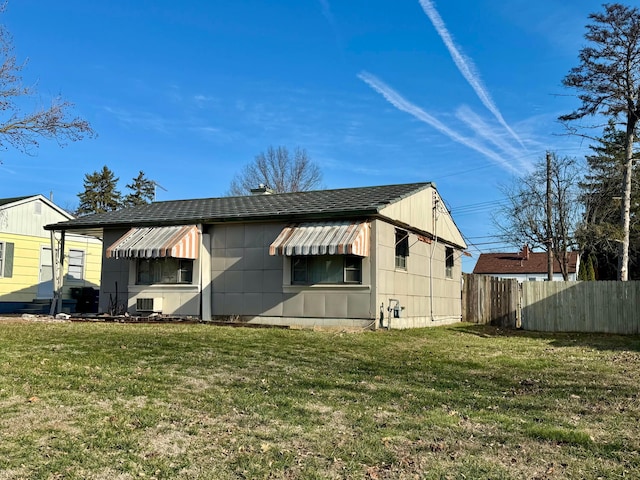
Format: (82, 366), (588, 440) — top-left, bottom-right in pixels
(269, 221), (370, 257)
(106, 225), (199, 259)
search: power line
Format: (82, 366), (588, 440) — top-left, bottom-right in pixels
(469, 240), (510, 246)
(448, 198), (510, 217)
(465, 235), (501, 240)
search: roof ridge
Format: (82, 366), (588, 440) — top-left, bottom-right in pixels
(45, 182), (435, 231)
(149, 181), (433, 204)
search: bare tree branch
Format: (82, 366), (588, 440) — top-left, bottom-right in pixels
(227, 146), (323, 196)
(0, 3), (94, 162)
(492, 153), (582, 280)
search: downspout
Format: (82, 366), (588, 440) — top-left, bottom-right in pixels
(430, 192), (439, 322)
(199, 224), (212, 321)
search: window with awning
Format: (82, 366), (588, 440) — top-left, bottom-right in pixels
(106, 225), (199, 259)
(269, 221), (370, 257)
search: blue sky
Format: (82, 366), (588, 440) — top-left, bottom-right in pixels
(1, 0), (608, 271)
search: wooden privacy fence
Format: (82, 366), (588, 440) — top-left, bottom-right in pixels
(462, 274), (520, 328)
(462, 276), (640, 334)
(521, 281), (640, 334)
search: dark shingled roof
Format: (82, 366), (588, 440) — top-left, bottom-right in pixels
(0, 196), (32, 207)
(46, 182), (432, 231)
(473, 251), (579, 275)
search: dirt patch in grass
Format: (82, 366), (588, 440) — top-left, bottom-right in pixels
(142, 422), (192, 457)
(0, 396), (83, 438)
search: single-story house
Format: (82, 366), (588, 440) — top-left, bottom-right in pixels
(473, 245), (580, 282)
(0, 195), (102, 314)
(45, 182), (467, 329)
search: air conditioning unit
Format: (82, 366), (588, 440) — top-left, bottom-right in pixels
(136, 297), (163, 313)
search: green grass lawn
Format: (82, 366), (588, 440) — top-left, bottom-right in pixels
(0, 321), (639, 479)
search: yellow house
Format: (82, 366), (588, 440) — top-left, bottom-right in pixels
(0, 195), (102, 314)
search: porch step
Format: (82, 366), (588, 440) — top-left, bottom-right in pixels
(16, 298), (78, 316)
(17, 299), (51, 315)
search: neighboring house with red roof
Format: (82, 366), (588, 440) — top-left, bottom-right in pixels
(473, 245), (580, 282)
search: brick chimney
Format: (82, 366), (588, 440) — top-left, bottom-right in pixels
(520, 245), (530, 260)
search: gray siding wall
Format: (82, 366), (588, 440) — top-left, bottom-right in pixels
(99, 228), (130, 314)
(375, 220), (461, 328)
(210, 222), (284, 318)
(99, 219), (463, 328)
(100, 228), (203, 317)
(210, 222), (374, 327)
(378, 187), (466, 248)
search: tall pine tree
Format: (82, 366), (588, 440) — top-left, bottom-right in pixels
(77, 166), (122, 215)
(560, 4), (640, 280)
(578, 123), (640, 279)
(124, 171), (155, 207)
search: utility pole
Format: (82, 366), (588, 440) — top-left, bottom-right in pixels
(546, 151), (554, 281)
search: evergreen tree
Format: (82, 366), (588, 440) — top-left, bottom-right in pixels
(124, 171), (155, 207)
(586, 255), (597, 281)
(578, 123), (640, 279)
(76, 166), (122, 215)
(578, 257), (588, 281)
(579, 255), (597, 281)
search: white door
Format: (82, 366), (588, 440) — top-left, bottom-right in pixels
(37, 246), (54, 299)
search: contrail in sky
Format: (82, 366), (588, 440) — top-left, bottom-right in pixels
(418, 0), (525, 148)
(318, 0), (335, 27)
(455, 105), (532, 171)
(358, 71), (518, 172)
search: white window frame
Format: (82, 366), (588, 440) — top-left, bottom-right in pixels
(445, 247), (454, 279)
(0, 242), (4, 278)
(395, 229), (409, 270)
(67, 249), (85, 280)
